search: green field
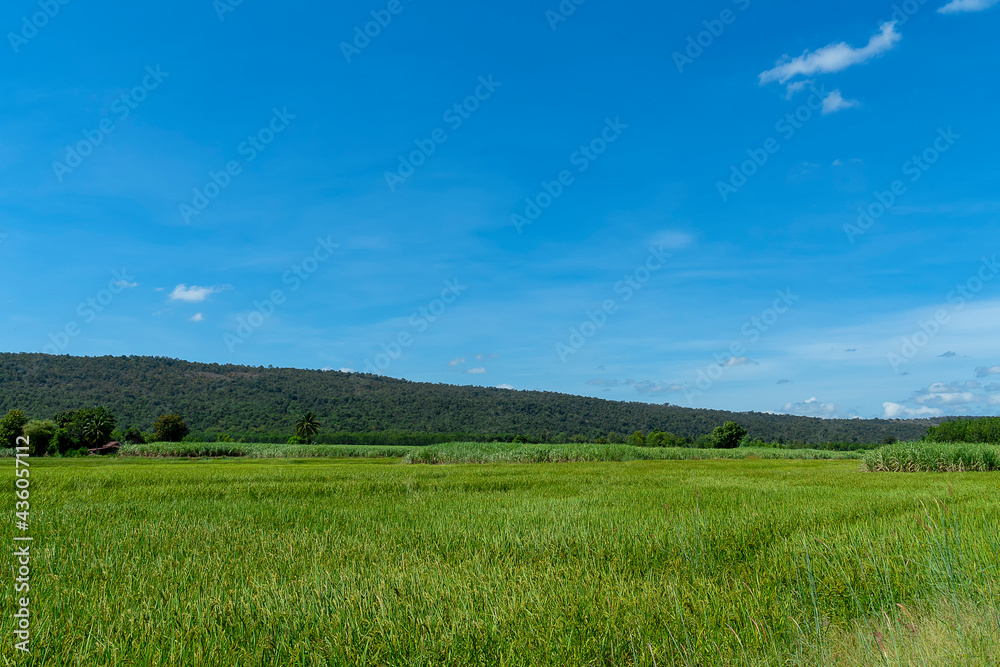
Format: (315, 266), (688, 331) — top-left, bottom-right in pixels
(111, 441), (864, 463)
(2, 457), (998, 666)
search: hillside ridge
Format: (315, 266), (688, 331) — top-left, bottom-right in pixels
(0, 353), (941, 443)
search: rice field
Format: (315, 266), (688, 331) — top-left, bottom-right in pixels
(1, 457), (997, 666)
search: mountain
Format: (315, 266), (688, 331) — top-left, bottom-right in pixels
(0, 353), (939, 444)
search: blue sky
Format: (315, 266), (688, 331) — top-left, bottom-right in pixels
(3, 0), (1000, 419)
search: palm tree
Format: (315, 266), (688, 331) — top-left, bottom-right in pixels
(295, 412), (321, 443)
(82, 408), (115, 448)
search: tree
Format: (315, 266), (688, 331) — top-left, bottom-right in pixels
(154, 414), (189, 442)
(0, 409), (28, 448)
(80, 407), (116, 448)
(295, 412), (321, 443)
(713, 421), (748, 449)
(626, 430), (646, 447)
(23, 420), (56, 456)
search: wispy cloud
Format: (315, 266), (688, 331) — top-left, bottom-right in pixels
(882, 402), (942, 418)
(467, 367), (487, 374)
(495, 383), (515, 390)
(169, 284), (225, 303)
(759, 22), (901, 86)
(448, 357), (466, 366)
(649, 229), (694, 250)
(938, 0), (1000, 13)
(975, 365), (1000, 377)
(188, 313), (204, 322)
(634, 381), (686, 394)
(782, 396), (840, 418)
(821, 90), (861, 115)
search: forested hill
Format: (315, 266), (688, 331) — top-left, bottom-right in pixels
(0, 353), (939, 444)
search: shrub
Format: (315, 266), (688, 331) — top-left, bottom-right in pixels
(122, 427), (146, 444)
(50, 428), (71, 454)
(693, 434), (715, 448)
(738, 434), (768, 448)
(626, 430), (646, 447)
(647, 431), (688, 448)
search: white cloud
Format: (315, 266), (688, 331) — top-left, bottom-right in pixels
(759, 22), (901, 85)
(821, 90), (861, 115)
(169, 284), (224, 303)
(938, 0), (1000, 13)
(448, 357), (466, 366)
(649, 229), (694, 250)
(467, 367), (487, 374)
(784, 79), (814, 99)
(882, 402), (943, 419)
(975, 365), (1000, 377)
(338, 367), (355, 373)
(635, 381), (686, 393)
(495, 383), (515, 390)
(782, 397), (839, 418)
(188, 313), (204, 322)
(721, 356), (757, 367)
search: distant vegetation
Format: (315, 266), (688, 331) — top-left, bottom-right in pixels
(1, 353), (938, 444)
(401, 442), (862, 464)
(108, 441), (864, 462)
(926, 416), (1000, 444)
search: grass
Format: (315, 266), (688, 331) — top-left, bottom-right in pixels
(864, 442), (1000, 472)
(1, 457), (997, 665)
(104, 441), (865, 463)
(117, 441), (415, 459)
(402, 442), (863, 463)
